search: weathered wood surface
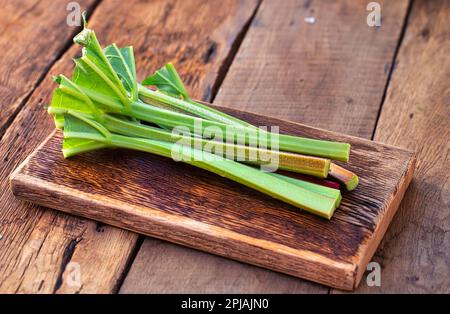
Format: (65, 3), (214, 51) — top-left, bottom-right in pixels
(214, 0), (409, 139)
(0, 0), (259, 293)
(122, 0), (410, 293)
(2, 0), (447, 294)
(351, 0), (450, 293)
(0, 0), (98, 136)
(11, 104), (416, 291)
(121, 238), (324, 293)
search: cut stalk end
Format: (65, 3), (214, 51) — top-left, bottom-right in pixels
(329, 163), (359, 191)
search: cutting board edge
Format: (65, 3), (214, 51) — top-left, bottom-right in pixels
(10, 169), (359, 290)
(353, 153), (416, 289)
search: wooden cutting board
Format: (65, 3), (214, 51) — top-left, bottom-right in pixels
(9, 105), (416, 290)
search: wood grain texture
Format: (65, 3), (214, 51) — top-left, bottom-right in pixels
(122, 0), (411, 293)
(214, 0), (409, 139)
(11, 105), (416, 290)
(0, 0), (259, 293)
(120, 239), (323, 293)
(352, 0), (450, 293)
(0, 0), (98, 136)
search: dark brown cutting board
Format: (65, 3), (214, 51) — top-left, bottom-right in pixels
(9, 105), (415, 290)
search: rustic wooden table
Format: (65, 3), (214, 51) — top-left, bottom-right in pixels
(0, 0), (448, 293)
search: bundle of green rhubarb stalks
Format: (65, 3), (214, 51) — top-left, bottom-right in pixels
(47, 19), (358, 219)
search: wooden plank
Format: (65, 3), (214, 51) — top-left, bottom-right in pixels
(215, 0), (409, 138)
(11, 105), (416, 291)
(122, 0), (410, 293)
(0, 0), (98, 136)
(352, 0), (450, 293)
(0, 0), (259, 293)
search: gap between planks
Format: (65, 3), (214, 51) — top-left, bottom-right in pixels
(209, 0), (263, 102)
(370, 0), (414, 141)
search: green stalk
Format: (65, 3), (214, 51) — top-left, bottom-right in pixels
(49, 90), (349, 162)
(62, 116), (338, 219)
(139, 84), (358, 187)
(63, 137), (339, 207)
(138, 84), (254, 127)
(62, 139), (108, 157)
(114, 136), (338, 218)
(137, 86), (350, 162)
(50, 94), (334, 176)
(128, 101), (349, 161)
(102, 114), (330, 177)
(270, 173), (342, 208)
(50, 109), (330, 177)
